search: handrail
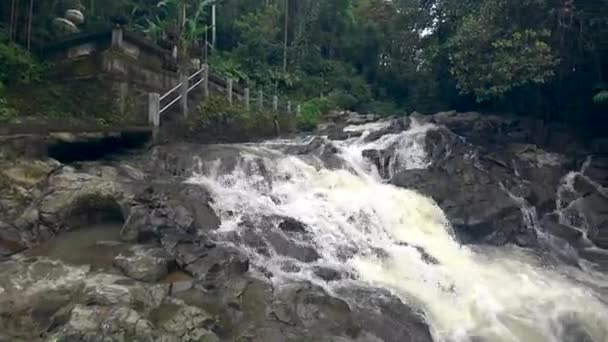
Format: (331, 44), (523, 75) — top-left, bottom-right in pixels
(160, 82), (183, 102)
(189, 77), (205, 92)
(189, 67), (205, 81)
(148, 63), (298, 133)
(160, 94), (183, 114)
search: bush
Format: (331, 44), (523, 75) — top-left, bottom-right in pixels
(593, 90), (608, 106)
(0, 95), (17, 121)
(297, 97), (333, 132)
(193, 95), (282, 141)
(0, 42), (45, 87)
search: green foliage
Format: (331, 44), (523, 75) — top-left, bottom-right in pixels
(449, 20), (559, 101)
(297, 97), (333, 132)
(0, 95), (17, 121)
(0, 41), (45, 87)
(193, 95), (285, 140)
(1, 0), (607, 128)
(593, 90), (608, 106)
(208, 52), (248, 83)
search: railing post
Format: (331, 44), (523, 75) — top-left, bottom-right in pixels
(258, 90), (264, 110)
(202, 64), (209, 98)
(287, 101), (292, 115)
(296, 104), (301, 116)
(273, 95), (278, 111)
(227, 79), (233, 105)
(111, 27), (123, 49)
(180, 74), (189, 118)
(148, 93), (160, 127)
(244, 88), (250, 111)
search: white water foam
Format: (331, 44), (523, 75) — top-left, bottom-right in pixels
(187, 123), (608, 342)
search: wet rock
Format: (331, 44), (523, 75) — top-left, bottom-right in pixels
(278, 217), (307, 233)
(339, 287), (433, 342)
(328, 128), (363, 141)
(393, 165), (526, 246)
(113, 245), (175, 282)
(579, 193), (608, 249)
(0, 259), (89, 339)
(150, 298), (219, 342)
(283, 137), (344, 169)
(363, 118), (411, 142)
(579, 248), (608, 272)
(266, 231), (320, 262)
(280, 260), (302, 273)
(540, 213), (584, 244)
(583, 157), (608, 187)
(0, 221), (25, 256)
(82, 273), (168, 310)
(362, 149), (391, 178)
(572, 174), (598, 196)
(313, 266), (342, 281)
(122, 183), (220, 242)
(179, 244), (250, 283)
(37, 168), (128, 233)
(271, 282), (361, 338)
(51, 304), (155, 341)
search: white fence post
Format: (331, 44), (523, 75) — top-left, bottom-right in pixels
(287, 101), (292, 115)
(111, 27), (123, 49)
(273, 95), (278, 111)
(296, 104), (301, 116)
(148, 93), (160, 127)
(227, 79), (234, 105)
(245, 88), (250, 111)
(258, 90), (264, 110)
(203, 64), (209, 98)
(180, 74), (188, 118)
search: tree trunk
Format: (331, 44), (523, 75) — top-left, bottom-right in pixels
(26, 0), (33, 50)
(283, 0), (289, 73)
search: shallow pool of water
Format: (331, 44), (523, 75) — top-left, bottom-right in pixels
(27, 223), (129, 271)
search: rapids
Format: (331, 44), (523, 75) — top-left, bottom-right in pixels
(187, 121), (608, 342)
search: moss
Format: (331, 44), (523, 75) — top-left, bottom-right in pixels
(5, 77), (141, 127)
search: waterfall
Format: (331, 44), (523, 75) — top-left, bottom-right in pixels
(186, 123), (608, 342)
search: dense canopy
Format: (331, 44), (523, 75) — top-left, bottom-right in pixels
(0, 0), (607, 125)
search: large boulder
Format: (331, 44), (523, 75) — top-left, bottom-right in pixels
(390, 127), (534, 246)
(150, 298), (219, 342)
(113, 245), (175, 282)
(0, 259), (89, 340)
(121, 183), (219, 242)
(37, 167), (128, 229)
(51, 305), (156, 342)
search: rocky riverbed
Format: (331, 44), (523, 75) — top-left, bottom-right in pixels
(1, 111), (607, 341)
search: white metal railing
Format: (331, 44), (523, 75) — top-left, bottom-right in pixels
(147, 64), (300, 133)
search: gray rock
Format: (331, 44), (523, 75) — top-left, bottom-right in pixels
(278, 217), (307, 233)
(271, 282), (360, 337)
(0, 259), (89, 339)
(313, 266), (342, 281)
(540, 213), (583, 242)
(178, 244), (250, 283)
(151, 298), (219, 342)
(265, 231), (320, 262)
(584, 157), (608, 187)
(52, 304), (155, 341)
(113, 245), (175, 282)
(37, 168), (127, 232)
(339, 287), (433, 342)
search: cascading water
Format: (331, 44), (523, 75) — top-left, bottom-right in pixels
(187, 122), (608, 342)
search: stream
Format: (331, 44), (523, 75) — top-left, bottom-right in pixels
(183, 121), (608, 342)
